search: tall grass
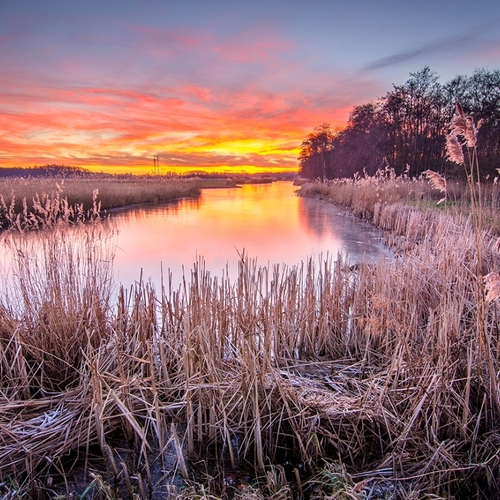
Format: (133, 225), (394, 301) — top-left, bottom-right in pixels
(0, 176), (213, 231)
(2, 118), (500, 497)
(1, 191), (500, 498)
(298, 167), (500, 234)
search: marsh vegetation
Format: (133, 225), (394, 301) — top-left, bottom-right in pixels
(0, 175), (240, 231)
(1, 161), (500, 499)
(1, 103), (498, 497)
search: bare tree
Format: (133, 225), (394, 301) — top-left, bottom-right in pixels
(299, 123), (336, 181)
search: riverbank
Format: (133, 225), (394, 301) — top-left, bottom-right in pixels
(1, 173), (500, 498)
(0, 176), (240, 230)
(296, 171), (500, 235)
(0, 175), (288, 231)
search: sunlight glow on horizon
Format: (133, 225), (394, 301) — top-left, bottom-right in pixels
(84, 164), (300, 176)
(0, 76), (348, 174)
(1, 1), (499, 175)
(0, 4), (376, 175)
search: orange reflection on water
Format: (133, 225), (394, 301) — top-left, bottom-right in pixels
(111, 181), (388, 289)
(0, 182), (391, 300)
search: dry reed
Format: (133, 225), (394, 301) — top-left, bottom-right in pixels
(1, 169), (500, 497)
(424, 169), (447, 205)
(1, 212), (500, 498)
(0, 176), (207, 231)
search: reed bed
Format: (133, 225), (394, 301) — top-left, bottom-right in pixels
(1, 187), (500, 499)
(0, 176), (210, 231)
(299, 168), (500, 234)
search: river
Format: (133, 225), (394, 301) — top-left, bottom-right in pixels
(111, 181), (392, 290)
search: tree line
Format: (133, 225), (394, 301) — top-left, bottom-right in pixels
(0, 165), (88, 178)
(299, 67), (500, 180)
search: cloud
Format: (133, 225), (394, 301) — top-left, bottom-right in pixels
(0, 16), (387, 173)
(0, 65), (376, 171)
(364, 20), (499, 71)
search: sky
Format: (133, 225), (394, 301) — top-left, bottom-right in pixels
(0, 0), (499, 175)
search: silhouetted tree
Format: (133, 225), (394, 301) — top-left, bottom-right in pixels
(299, 123), (336, 181)
(299, 67), (500, 180)
(449, 69), (500, 176)
(330, 102), (389, 177)
(0, 164), (88, 178)
(381, 67), (446, 176)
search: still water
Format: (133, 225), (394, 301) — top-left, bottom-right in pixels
(111, 182), (392, 289)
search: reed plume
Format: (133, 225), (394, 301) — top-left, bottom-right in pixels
(445, 132), (465, 164)
(424, 169), (447, 204)
(450, 101), (467, 136)
(484, 272), (500, 302)
(446, 101), (482, 163)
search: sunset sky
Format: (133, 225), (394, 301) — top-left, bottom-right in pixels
(1, 0), (499, 175)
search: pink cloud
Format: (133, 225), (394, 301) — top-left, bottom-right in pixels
(128, 22), (293, 64)
(0, 19), (386, 172)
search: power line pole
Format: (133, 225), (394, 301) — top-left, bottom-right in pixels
(153, 154), (160, 175)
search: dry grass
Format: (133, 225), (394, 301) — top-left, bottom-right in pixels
(299, 168), (500, 235)
(0, 176), (213, 230)
(1, 183), (500, 499)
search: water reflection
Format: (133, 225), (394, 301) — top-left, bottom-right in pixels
(297, 195), (391, 260)
(111, 182), (392, 289)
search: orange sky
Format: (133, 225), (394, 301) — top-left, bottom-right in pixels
(0, 69), (358, 175)
(1, 1), (499, 175)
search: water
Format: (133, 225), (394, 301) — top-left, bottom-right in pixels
(110, 181), (392, 289)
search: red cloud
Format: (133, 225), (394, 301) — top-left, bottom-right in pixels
(0, 19), (384, 173)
